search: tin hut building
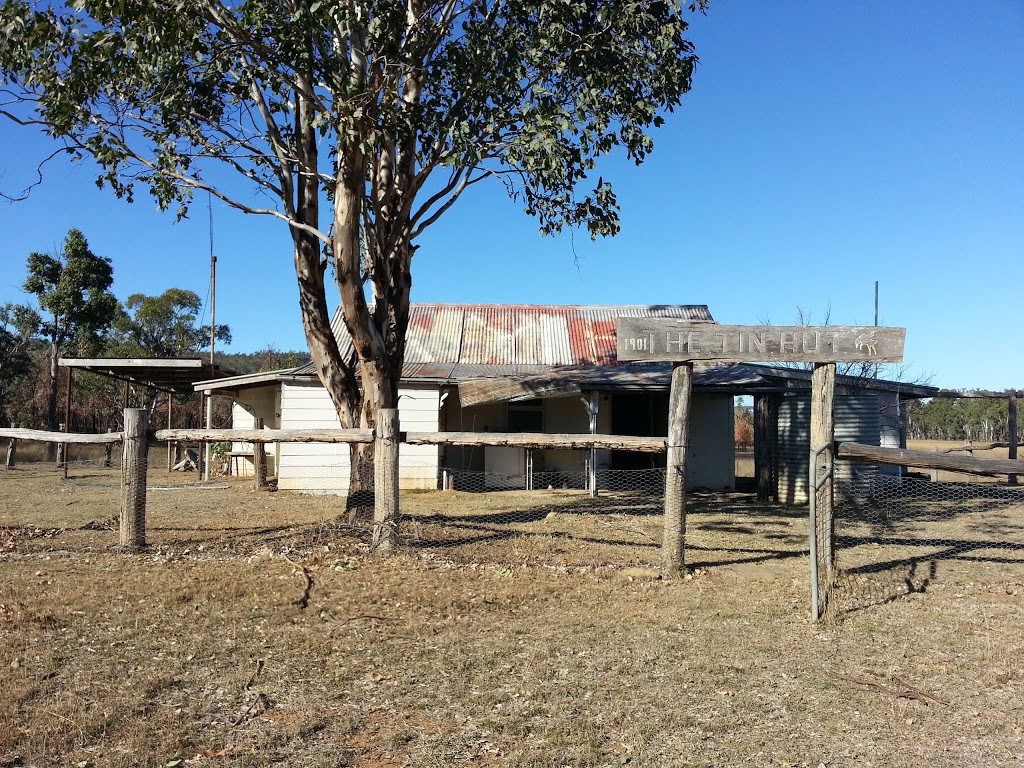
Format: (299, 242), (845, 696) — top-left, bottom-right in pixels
(196, 304), (763, 493)
(194, 304), (936, 497)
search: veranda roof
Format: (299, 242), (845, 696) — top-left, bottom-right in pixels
(60, 357), (236, 394)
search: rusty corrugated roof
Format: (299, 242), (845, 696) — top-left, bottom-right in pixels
(324, 304), (712, 368)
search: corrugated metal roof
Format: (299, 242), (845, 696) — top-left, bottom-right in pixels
(326, 303), (712, 368)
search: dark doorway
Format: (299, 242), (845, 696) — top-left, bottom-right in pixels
(610, 392), (668, 469)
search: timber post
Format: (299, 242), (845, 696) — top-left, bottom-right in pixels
(253, 418), (268, 490)
(1009, 393), (1018, 485)
(754, 395), (770, 502)
(662, 362), (692, 577)
(5, 424), (16, 469)
(166, 395), (174, 472)
(372, 408), (400, 553)
(588, 391), (599, 497)
(62, 366), (73, 478)
(103, 428), (114, 468)
(119, 408), (149, 551)
(809, 362), (836, 620)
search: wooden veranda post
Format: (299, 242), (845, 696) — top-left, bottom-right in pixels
(372, 409), (400, 553)
(166, 395), (174, 472)
(120, 408), (149, 551)
(5, 425), (17, 469)
(253, 417), (268, 490)
(103, 428), (114, 468)
(754, 395), (771, 502)
(61, 367), (73, 478)
(663, 363), (693, 576)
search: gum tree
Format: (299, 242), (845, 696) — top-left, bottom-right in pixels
(1, 0), (705, 537)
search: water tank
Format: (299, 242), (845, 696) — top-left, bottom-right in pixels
(776, 395), (880, 506)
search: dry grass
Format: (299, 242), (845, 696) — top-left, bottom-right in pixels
(2, 462), (1024, 767)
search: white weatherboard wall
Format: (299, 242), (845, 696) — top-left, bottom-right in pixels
(277, 381), (440, 494)
(688, 395), (735, 491)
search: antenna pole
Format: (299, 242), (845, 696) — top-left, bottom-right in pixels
(874, 280), (879, 327)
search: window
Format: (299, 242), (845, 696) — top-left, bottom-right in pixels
(507, 399), (543, 432)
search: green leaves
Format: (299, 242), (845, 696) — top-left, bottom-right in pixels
(1, 0), (703, 427)
(1, 0), (699, 238)
(112, 288), (231, 358)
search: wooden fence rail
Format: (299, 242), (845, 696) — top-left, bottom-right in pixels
(152, 428), (665, 452)
(0, 427), (124, 444)
(836, 441), (1024, 478)
(152, 428), (374, 444)
(403, 431), (667, 452)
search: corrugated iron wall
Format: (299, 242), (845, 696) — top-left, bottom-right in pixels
(777, 395), (880, 506)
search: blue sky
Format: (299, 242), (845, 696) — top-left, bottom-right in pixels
(1, 1), (1021, 392)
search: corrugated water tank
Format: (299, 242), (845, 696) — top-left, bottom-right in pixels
(776, 395), (880, 506)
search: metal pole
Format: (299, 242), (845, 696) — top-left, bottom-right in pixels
(588, 391), (599, 497)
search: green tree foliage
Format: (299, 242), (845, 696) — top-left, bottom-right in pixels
(217, 348), (307, 375)
(1, 0), (705, 519)
(112, 288), (231, 358)
(0, 304), (36, 426)
(907, 395), (1019, 443)
(16, 229), (118, 432)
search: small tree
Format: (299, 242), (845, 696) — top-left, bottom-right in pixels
(113, 288), (231, 358)
(16, 229), (118, 439)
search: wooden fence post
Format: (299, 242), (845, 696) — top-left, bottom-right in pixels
(5, 425), (16, 469)
(1009, 393), (1018, 485)
(809, 362), (836, 620)
(662, 362), (692, 577)
(119, 408), (149, 551)
(253, 417), (268, 491)
(372, 408), (400, 553)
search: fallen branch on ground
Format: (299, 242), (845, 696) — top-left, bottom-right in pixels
(282, 555), (314, 609)
(834, 671), (950, 706)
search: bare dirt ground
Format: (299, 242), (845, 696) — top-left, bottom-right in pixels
(2, 462), (1024, 767)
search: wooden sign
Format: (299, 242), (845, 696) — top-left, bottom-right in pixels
(616, 320), (905, 364)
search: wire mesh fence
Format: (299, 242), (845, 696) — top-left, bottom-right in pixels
(7, 432), (1024, 619)
(399, 463), (668, 568)
(828, 471), (1024, 616)
(396, 455), (807, 572)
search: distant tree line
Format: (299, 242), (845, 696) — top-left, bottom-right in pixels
(1, 229), (305, 435)
(906, 396), (1020, 443)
